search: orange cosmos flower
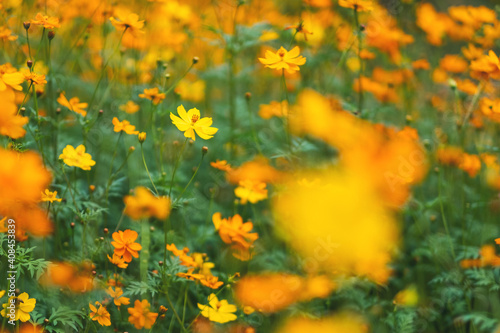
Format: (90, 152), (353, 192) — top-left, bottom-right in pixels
(107, 253), (129, 269)
(0, 27), (17, 42)
(24, 72), (47, 86)
(106, 287), (130, 307)
(0, 91), (28, 139)
(31, 13), (61, 29)
(460, 245), (500, 268)
(0, 67), (24, 91)
(258, 101), (288, 119)
(213, 212), (258, 260)
(112, 117), (139, 135)
(138, 87), (165, 105)
(110, 12), (145, 37)
(210, 160), (232, 172)
(111, 230), (142, 262)
(338, 0), (373, 12)
(119, 100), (140, 114)
(89, 302), (111, 326)
(470, 50), (500, 80)
(234, 180), (268, 204)
(123, 186), (170, 220)
(259, 46), (306, 74)
(41, 189), (62, 203)
(127, 300), (158, 330)
(57, 92), (88, 117)
(170, 105), (218, 141)
(59, 144), (96, 171)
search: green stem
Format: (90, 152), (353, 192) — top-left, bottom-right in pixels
(438, 169), (456, 260)
(168, 138), (188, 198)
(140, 219), (150, 287)
(141, 143), (159, 195)
(173, 154), (205, 206)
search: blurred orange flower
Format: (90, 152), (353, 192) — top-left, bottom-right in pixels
(234, 180), (268, 204)
(338, 0), (373, 12)
(31, 13), (61, 29)
(139, 87), (165, 105)
(123, 186), (170, 220)
(213, 212), (258, 260)
(57, 92), (88, 117)
(110, 12), (145, 37)
(112, 117), (139, 135)
(89, 302), (111, 326)
(127, 300), (158, 329)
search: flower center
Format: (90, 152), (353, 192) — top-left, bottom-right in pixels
(216, 302), (222, 309)
(278, 50), (286, 58)
(191, 114), (199, 123)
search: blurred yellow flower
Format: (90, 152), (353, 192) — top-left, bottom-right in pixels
(57, 92), (87, 117)
(109, 12), (145, 37)
(127, 300), (158, 329)
(393, 286), (419, 307)
(123, 186), (170, 220)
(276, 314), (368, 333)
(139, 87), (165, 105)
(30, 13), (61, 29)
(234, 180), (268, 204)
(170, 105), (218, 141)
(41, 189), (62, 203)
(197, 294), (237, 324)
(112, 117), (139, 135)
(106, 287), (130, 307)
(338, 0), (373, 12)
(119, 100), (140, 114)
(259, 46), (306, 73)
(59, 144), (96, 171)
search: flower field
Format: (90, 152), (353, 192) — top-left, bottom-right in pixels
(2, 0), (500, 332)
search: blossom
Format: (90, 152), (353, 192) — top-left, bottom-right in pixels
(106, 287), (130, 307)
(0, 90), (28, 139)
(276, 314), (367, 333)
(119, 100), (140, 114)
(210, 160), (232, 172)
(197, 294), (237, 324)
(123, 187), (170, 220)
(30, 13), (61, 29)
(107, 253), (129, 269)
(59, 144), (96, 171)
(111, 230), (142, 262)
(258, 101), (288, 119)
(470, 50), (500, 80)
(338, 0), (373, 11)
(57, 92), (88, 117)
(110, 12), (145, 37)
(112, 117), (139, 135)
(127, 300), (158, 329)
(41, 189), (62, 203)
(89, 302), (111, 326)
(213, 212), (258, 260)
(258, 46), (306, 74)
(393, 286), (419, 307)
(23, 72), (47, 86)
(0, 69), (24, 91)
(139, 87), (165, 105)
(1, 293), (36, 322)
(234, 180), (268, 204)
(0, 27), (17, 42)
(200, 275), (224, 289)
(170, 105), (218, 141)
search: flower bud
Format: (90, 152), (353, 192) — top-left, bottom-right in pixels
(138, 132), (146, 143)
(48, 30), (55, 40)
(202, 146), (208, 155)
(27, 60), (33, 68)
(192, 56), (199, 64)
(23, 22), (31, 30)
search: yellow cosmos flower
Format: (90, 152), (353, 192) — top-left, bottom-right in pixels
(89, 302), (111, 326)
(119, 100), (140, 114)
(197, 294), (237, 324)
(258, 46), (306, 74)
(170, 105), (218, 141)
(338, 0), (374, 12)
(30, 13), (61, 29)
(1, 293), (36, 322)
(41, 189), (62, 203)
(109, 12), (145, 37)
(106, 287), (130, 307)
(234, 180), (268, 204)
(112, 117), (139, 135)
(59, 144), (96, 171)
(57, 92), (88, 117)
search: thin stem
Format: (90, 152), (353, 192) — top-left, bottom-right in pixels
(173, 153), (205, 206)
(141, 143), (159, 195)
(438, 169), (456, 260)
(164, 291), (188, 333)
(169, 138), (188, 198)
(281, 70), (292, 153)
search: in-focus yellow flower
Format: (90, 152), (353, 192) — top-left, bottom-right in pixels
(234, 180), (268, 204)
(59, 144), (96, 171)
(138, 87), (165, 105)
(123, 186), (170, 220)
(338, 0), (373, 12)
(119, 100), (140, 114)
(110, 12), (145, 37)
(57, 92), (87, 117)
(258, 46), (306, 73)
(1, 293), (36, 322)
(127, 300), (158, 329)
(41, 189), (62, 203)
(89, 302), (111, 326)
(197, 294), (237, 324)
(112, 117), (139, 135)
(170, 105), (218, 141)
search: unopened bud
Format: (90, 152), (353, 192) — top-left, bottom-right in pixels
(89, 184), (95, 192)
(158, 261), (164, 266)
(202, 146), (208, 155)
(129, 146), (135, 153)
(48, 31), (55, 41)
(70, 222), (75, 228)
(23, 22), (30, 30)
(103, 228), (109, 234)
(98, 109), (104, 116)
(27, 60), (33, 68)
(138, 132), (146, 143)
(192, 56), (199, 64)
